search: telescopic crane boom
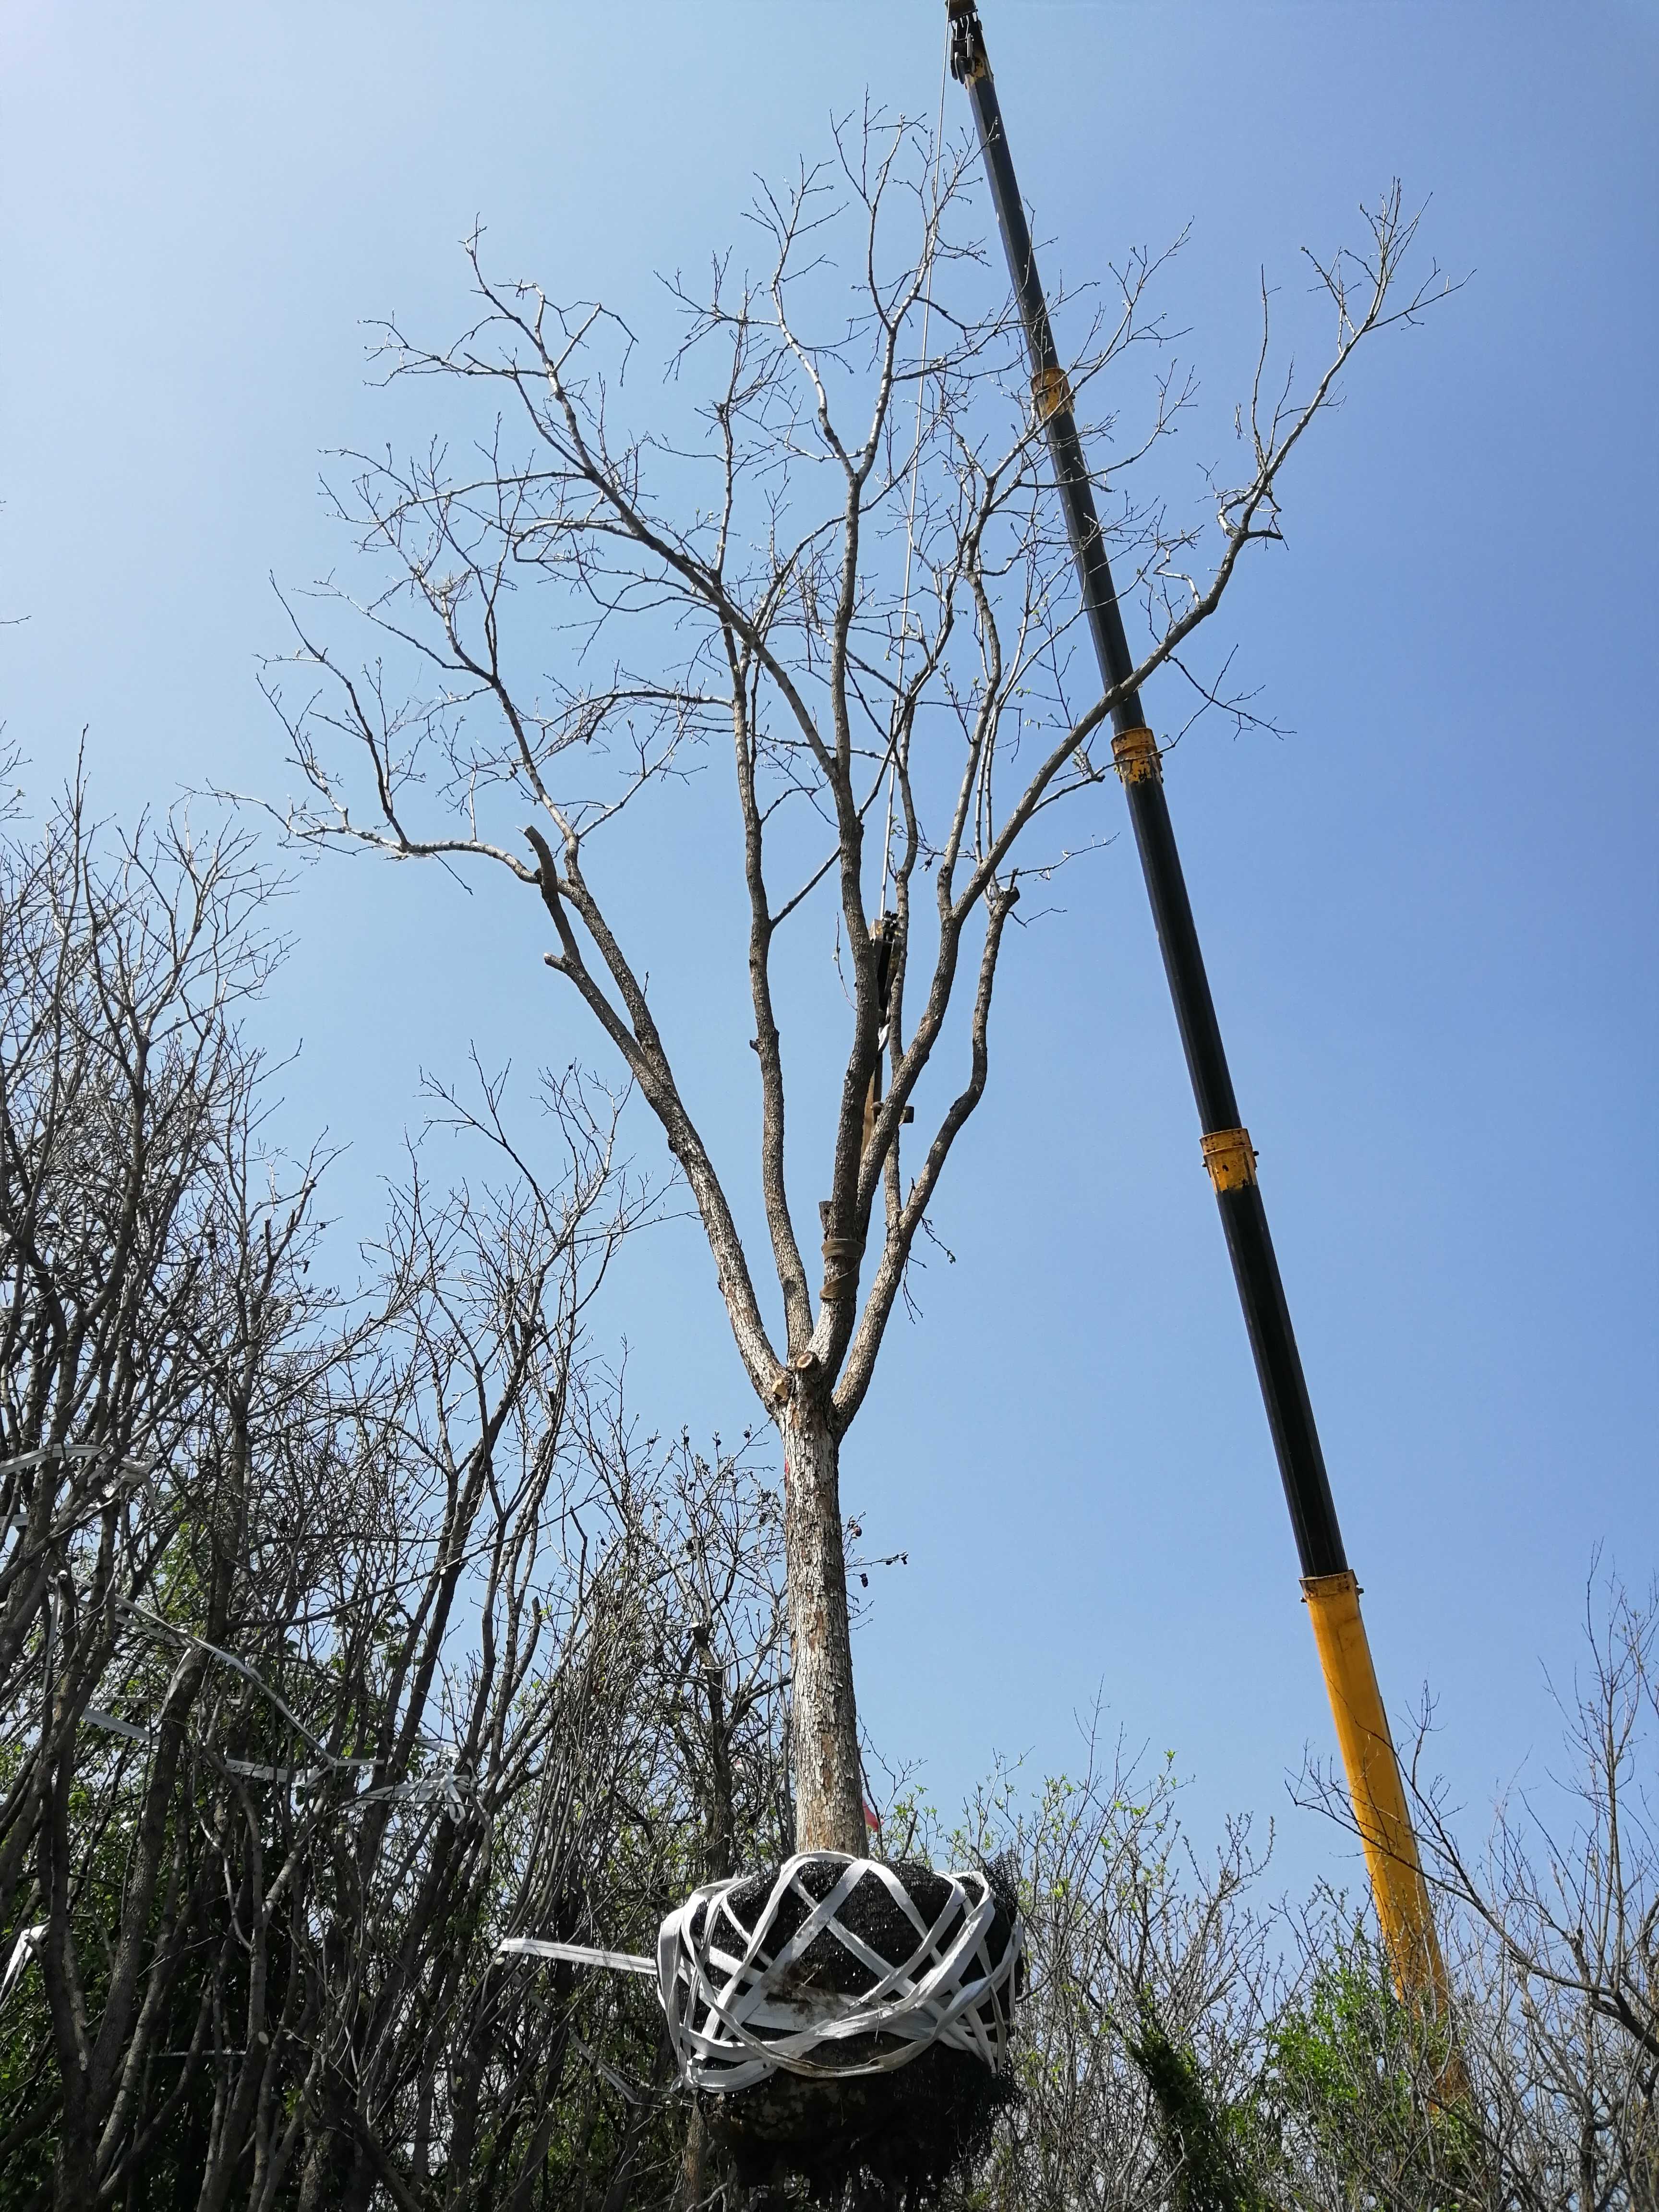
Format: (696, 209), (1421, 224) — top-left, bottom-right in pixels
(945, 0), (1446, 1998)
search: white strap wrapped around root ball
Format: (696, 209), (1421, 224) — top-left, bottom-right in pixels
(657, 1851), (1021, 2093)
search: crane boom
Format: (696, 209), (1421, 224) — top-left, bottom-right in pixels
(945, 0), (1446, 1999)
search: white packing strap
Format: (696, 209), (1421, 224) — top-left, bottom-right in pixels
(360, 1758), (469, 1816)
(0, 1443), (156, 1481)
(0, 1923), (45, 2006)
(83, 1713), (345, 1790)
(0, 1445), (156, 1564)
(569, 2030), (669, 2106)
(29, 1569), (471, 1813)
(224, 1758), (321, 1784)
(657, 1852), (1021, 2093)
(85, 1708), (156, 1746)
(497, 1936), (655, 1976)
(83, 1684), (461, 1810)
(122, 1603), (463, 1801)
(122, 1600), (342, 1766)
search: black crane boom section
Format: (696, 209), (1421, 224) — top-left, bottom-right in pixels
(949, 0), (1346, 1580)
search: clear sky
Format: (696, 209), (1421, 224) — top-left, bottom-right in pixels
(3, 1), (1654, 1905)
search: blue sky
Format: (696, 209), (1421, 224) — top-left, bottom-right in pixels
(3, 0), (1654, 1905)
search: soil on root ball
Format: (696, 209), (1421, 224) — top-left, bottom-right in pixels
(700, 1855), (1021, 2209)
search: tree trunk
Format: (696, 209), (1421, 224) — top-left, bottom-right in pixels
(778, 1387), (866, 1856)
(52, 2095), (95, 2212)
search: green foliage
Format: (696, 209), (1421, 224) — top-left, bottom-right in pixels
(1274, 1956), (1478, 2211)
(1128, 1993), (1271, 2212)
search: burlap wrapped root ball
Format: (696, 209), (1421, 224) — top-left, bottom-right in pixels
(658, 1851), (1022, 2203)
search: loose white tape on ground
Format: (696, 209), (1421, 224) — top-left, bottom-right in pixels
(658, 1853), (1020, 2093)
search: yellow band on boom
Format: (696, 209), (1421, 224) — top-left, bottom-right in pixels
(1031, 364), (1073, 422)
(1110, 726), (1160, 785)
(1201, 1127), (1258, 1193)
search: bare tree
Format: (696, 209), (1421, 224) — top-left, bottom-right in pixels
(1285, 1573), (1659, 2210)
(578, 1411), (794, 1889)
(919, 1680), (1652, 2212)
(566, 1413), (796, 2210)
(255, 113), (1445, 1856)
(0, 782), (685, 2210)
(914, 1728), (1280, 2212)
(1408, 1576), (1659, 2208)
(0, 779), (322, 2200)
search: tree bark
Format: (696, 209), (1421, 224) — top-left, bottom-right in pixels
(777, 1383), (865, 1856)
(677, 2104), (709, 2211)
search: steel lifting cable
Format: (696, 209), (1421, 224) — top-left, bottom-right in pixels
(879, 30), (950, 914)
